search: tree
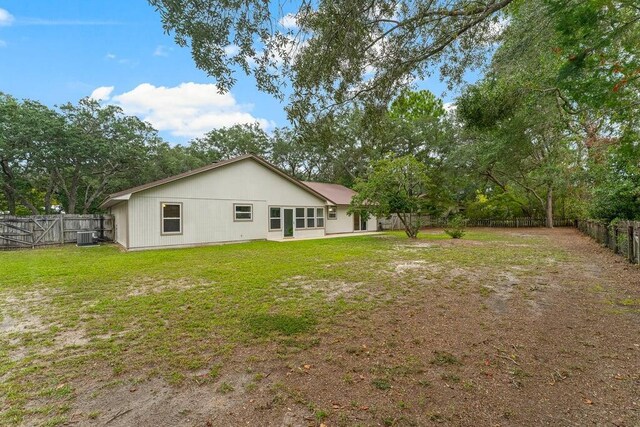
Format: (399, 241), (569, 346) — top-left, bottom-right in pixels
(0, 93), (65, 215)
(56, 98), (156, 214)
(149, 0), (513, 121)
(457, 78), (579, 227)
(269, 127), (323, 180)
(187, 123), (270, 162)
(350, 156), (437, 238)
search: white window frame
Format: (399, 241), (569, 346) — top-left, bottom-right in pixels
(306, 207), (316, 228)
(269, 206), (282, 231)
(234, 204), (253, 222)
(328, 205), (337, 220)
(316, 207), (325, 228)
(295, 207), (306, 229)
(161, 202), (182, 235)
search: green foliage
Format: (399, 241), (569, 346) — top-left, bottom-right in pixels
(149, 0), (512, 122)
(351, 156), (439, 238)
(188, 123), (270, 162)
(465, 192), (527, 220)
(389, 89), (445, 123)
(444, 216), (467, 239)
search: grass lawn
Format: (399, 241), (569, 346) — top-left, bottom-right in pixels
(1, 229), (639, 426)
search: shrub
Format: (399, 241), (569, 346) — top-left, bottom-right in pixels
(444, 216), (467, 239)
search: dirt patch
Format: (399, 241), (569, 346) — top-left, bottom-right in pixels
(1, 290), (90, 361)
(124, 277), (212, 298)
(4, 228), (640, 426)
(280, 277), (366, 302)
(68, 373), (255, 426)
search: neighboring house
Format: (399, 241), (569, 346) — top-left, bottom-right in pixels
(99, 154), (377, 250)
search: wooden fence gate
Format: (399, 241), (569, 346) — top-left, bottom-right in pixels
(0, 214), (113, 249)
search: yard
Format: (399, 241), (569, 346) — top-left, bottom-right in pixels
(1, 228), (639, 426)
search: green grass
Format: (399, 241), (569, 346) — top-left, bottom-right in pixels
(0, 230), (566, 425)
(246, 313), (316, 337)
(430, 351), (462, 366)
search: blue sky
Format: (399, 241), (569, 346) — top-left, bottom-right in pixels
(0, 1), (473, 144)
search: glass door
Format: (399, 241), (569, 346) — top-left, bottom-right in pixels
(283, 208), (294, 238)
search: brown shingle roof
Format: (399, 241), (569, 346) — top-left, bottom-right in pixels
(99, 154), (336, 209)
(302, 181), (356, 205)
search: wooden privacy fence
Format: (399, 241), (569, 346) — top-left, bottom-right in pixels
(577, 219), (640, 264)
(379, 215), (574, 230)
(0, 214), (113, 249)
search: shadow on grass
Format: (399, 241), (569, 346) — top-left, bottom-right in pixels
(245, 313), (316, 337)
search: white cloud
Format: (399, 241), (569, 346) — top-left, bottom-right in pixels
(488, 17), (509, 37)
(90, 86), (114, 101)
(153, 45), (170, 57)
(444, 102), (457, 113)
(104, 52), (137, 67)
(0, 8), (14, 26)
(224, 44), (239, 56)
(107, 82), (273, 138)
(0, 40), (6, 48)
(279, 13), (299, 29)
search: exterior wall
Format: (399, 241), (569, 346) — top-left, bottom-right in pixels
(325, 205), (378, 234)
(127, 158), (327, 249)
(366, 215), (378, 232)
(267, 227), (325, 241)
(326, 205), (354, 234)
(110, 202), (128, 248)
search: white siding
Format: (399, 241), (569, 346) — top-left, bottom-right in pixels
(325, 205), (378, 234)
(110, 202), (128, 248)
(367, 215), (378, 231)
(127, 158), (328, 249)
(326, 205), (354, 234)
(267, 227), (325, 240)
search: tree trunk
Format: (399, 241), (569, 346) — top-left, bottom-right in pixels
(43, 174), (56, 214)
(1, 182), (14, 214)
(17, 194), (39, 215)
(398, 212), (419, 238)
(545, 186), (553, 228)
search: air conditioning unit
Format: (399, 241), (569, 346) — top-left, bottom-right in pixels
(77, 231), (98, 246)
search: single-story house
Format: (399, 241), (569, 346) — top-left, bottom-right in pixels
(99, 154), (377, 250)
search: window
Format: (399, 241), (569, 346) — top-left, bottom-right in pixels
(328, 205), (337, 220)
(295, 208), (305, 229)
(316, 208), (325, 228)
(234, 204), (253, 221)
(161, 203), (182, 234)
(269, 207), (281, 230)
(306, 208), (315, 228)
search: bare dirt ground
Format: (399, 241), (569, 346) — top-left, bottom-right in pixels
(68, 228), (640, 427)
(4, 228), (640, 426)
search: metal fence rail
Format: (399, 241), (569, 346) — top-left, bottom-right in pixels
(0, 214), (113, 249)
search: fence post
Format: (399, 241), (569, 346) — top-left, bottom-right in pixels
(59, 213), (65, 245)
(613, 226), (619, 254)
(636, 223), (640, 265)
(629, 225), (635, 263)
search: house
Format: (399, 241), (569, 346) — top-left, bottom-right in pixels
(99, 154), (377, 250)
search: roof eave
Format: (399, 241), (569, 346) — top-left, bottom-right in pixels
(99, 194), (131, 210)
(98, 154), (336, 210)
